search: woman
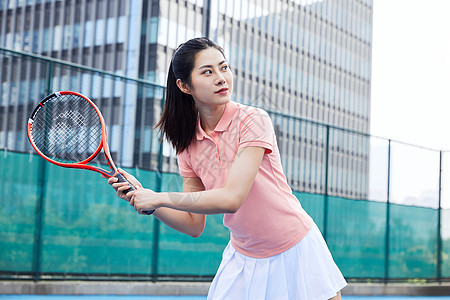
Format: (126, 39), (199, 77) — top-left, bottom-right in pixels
(108, 37), (347, 299)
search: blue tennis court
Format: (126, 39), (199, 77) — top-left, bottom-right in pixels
(0, 297), (205, 300)
(345, 297), (450, 300)
(2, 296), (450, 299)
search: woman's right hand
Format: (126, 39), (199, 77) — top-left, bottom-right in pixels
(103, 169), (143, 202)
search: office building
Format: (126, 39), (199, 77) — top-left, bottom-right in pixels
(0, 0), (373, 198)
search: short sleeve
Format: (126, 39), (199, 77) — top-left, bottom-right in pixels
(238, 108), (274, 154)
(177, 148), (198, 177)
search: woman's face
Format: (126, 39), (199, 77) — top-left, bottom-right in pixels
(182, 47), (233, 108)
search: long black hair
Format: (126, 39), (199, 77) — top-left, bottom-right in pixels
(155, 37), (226, 154)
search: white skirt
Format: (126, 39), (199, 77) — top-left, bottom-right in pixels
(207, 223), (347, 300)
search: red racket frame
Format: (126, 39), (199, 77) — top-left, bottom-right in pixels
(27, 91), (119, 178)
(27, 91), (155, 215)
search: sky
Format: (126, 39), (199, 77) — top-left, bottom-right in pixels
(370, 0), (450, 209)
(371, 0), (450, 151)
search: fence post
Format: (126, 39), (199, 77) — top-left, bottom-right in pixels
(32, 157), (46, 281)
(45, 61), (53, 95)
(437, 151), (443, 282)
(384, 139), (391, 284)
(323, 125), (330, 241)
(31, 60), (54, 281)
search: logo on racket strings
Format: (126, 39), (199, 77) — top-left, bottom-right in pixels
(48, 111), (97, 154)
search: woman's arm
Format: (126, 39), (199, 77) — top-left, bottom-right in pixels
(107, 172), (206, 238)
(152, 177), (206, 237)
(126, 146), (265, 214)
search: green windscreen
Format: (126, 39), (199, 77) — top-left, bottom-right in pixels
(0, 151), (448, 281)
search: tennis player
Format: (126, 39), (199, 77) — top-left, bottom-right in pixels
(108, 37), (347, 299)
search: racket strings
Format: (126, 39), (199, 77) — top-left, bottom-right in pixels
(31, 94), (103, 163)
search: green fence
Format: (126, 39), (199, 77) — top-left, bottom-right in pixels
(0, 47), (449, 282)
(0, 151), (228, 280)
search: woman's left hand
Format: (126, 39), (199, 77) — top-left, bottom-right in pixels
(129, 188), (161, 214)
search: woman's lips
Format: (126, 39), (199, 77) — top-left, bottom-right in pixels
(215, 88), (228, 94)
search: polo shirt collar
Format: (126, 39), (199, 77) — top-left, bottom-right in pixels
(196, 101), (238, 140)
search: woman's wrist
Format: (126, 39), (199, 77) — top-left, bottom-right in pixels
(155, 191), (169, 209)
(160, 191), (197, 211)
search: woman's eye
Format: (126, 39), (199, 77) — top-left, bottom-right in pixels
(222, 65), (228, 70)
(203, 70), (212, 74)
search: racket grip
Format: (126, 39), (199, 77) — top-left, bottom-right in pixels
(115, 173), (155, 215)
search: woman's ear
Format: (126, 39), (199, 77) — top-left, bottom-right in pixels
(176, 79), (191, 95)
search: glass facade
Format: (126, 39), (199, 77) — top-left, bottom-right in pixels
(0, 0), (373, 199)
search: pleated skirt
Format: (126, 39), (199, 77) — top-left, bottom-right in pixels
(207, 223), (347, 300)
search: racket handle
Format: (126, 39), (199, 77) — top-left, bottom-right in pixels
(115, 173), (155, 215)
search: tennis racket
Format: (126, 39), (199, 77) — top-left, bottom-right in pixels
(27, 91), (154, 215)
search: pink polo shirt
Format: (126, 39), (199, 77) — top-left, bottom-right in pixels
(177, 101), (314, 258)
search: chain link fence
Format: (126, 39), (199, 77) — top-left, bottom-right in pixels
(0, 47), (448, 282)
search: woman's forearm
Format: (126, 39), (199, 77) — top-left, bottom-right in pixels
(130, 187), (242, 236)
(153, 208), (205, 238)
(158, 187), (243, 214)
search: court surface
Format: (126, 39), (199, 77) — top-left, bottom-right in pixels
(2, 296), (450, 299)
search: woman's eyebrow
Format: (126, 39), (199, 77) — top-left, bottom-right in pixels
(198, 60), (226, 70)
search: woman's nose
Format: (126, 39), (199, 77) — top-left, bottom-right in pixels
(215, 74), (226, 85)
